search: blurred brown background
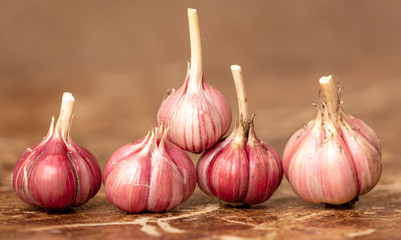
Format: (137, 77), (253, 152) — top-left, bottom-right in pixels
(1, 0), (401, 162)
(1, 1), (401, 239)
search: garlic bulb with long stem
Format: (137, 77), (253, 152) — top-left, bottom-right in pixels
(157, 8), (232, 153)
(196, 65), (282, 205)
(12, 92), (102, 210)
(283, 76), (382, 205)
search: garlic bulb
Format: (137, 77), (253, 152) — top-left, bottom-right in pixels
(103, 127), (197, 213)
(283, 76), (382, 205)
(157, 8), (231, 153)
(197, 65), (283, 205)
(12, 93), (102, 210)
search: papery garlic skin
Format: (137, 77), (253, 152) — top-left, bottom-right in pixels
(196, 65), (282, 205)
(157, 72), (231, 153)
(284, 115), (358, 204)
(103, 128), (197, 213)
(12, 93), (102, 210)
(283, 76), (382, 205)
(197, 121), (283, 205)
(340, 112), (382, 195)
(244, 127), (283, 204)
(157, 9), (231, 153)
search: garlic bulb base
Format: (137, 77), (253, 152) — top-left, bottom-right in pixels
(324, 196), (359, 209)
(220, 201), (249, 208)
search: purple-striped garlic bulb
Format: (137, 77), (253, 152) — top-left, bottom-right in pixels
(283, 75), (382, 205)
(157, 8), (231, 153)
(196, 65), (283, 205)
(12, 92), (102, 210)
(103, 127), (197, 213)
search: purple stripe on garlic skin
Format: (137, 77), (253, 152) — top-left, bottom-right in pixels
(12, 93), (102, 210)
(103, 133), (152, 184)
(196, 65), (283, 206)
(244, 126), (283, 204)
(283, 76), (382, 205)
(159, 133), (197, 202)
(342, 113), (382, 154)
(203, 81), (232, 135)
(67, 141), (102, 206)
(196, 132), (236, 196)
(166, 82), (226, 153)
(340, 113), (382, 195)
(156, 9), (231, 153)
(286, 115), (358, 204)
(103, 127), (196, 213)
(147, 136), (185, 212)
(207, 134), (250, 203)
(105, 134), (153, 213)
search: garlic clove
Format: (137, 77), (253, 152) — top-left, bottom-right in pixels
(340, 114), (382, 195)
(317, 136), (359, 205)
(103, 133), (152, 184)
(196, 132), (235, 196)
(160, 133), (197, 202)
(244, 125), (283, 204)
(104, 135), (153, 213)
(207, 140), (250, 203)
(282, 120), (314, 178)
(68, 142), (102, 206)
(342, 113), (381, 154)
(25, 140), (77, 209)
(147, 145), (185, 212)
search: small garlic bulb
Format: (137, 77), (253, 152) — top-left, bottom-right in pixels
(283, 76), (382, 205)
(157, 8), (231, 153)
(196, 65), (283, 205)
(103, 127), (197, 213)
(12, 93), (102, 210)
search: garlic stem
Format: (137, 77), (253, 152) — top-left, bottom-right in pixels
(231, 65), (249, 142)
(187, 8), (203, 91)
(319, 75), (339, 123)
(55, 92), (75, 139)
(231, 65), (249, 121)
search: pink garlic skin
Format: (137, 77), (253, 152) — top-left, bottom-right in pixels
(12, 122), (102, 210)
(245, 128), (283, 204)
(197, 123), (283, 205)
(157, 68), (232, 153)
(103, 129), (197, 213)
(340, 112), (382, 195)
(283, 111), (382, 205)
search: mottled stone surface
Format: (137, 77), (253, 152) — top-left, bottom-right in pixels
(1, 1), (401, 239)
